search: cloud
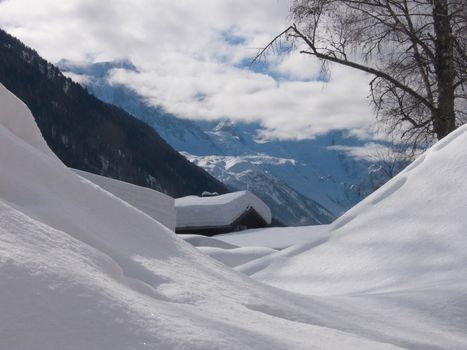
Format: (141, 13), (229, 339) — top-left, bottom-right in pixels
(62, 71), (92, 85)
(0, 0), (376, 140)
(327, 143), (395, 161)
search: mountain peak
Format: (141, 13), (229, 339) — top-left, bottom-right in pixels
(213, 120), (236, 133)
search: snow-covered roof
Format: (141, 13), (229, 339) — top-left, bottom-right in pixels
(175, 191), (272, 229)
(73, 169), (176, 230)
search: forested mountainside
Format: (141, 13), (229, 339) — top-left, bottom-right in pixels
(0, 29), (227, 197)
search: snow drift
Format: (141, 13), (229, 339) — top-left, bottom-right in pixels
(249, 124), (467, 297)
(217, 225), (331, 250)
(0, 83), (410, 349)
(73, 169), (176, 230)
(197, 246), (278, 268)
(179, 234), (240, 249)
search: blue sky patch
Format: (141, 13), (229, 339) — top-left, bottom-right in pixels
(221, 28), (246, 46)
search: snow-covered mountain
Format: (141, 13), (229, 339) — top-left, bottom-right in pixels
(58, 60), (388, 225)
(183, 155), (334, 225)
(186, 120), (370, 215)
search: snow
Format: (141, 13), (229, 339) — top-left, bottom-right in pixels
(175, 190), (272, 229)
(73, 169), (176, 230)
(217, 225), (331, 250)
(248, 124), (467, 298)
(2, 81), (467, 349)
(0, 82), (56, 158)
(181, 227), (330, 269)
(197, 246), (278, 268)
(179, 234), (240, 249)
(1, 83), (408, 349)
(179, 234), (280, 268)
(182, 121), (467, 348)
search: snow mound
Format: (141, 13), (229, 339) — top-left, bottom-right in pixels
(179, 234), (240, 249)
(74, 169), (176, 230)
(175, 190), (272, 228)
(0, 84), (55, 158)
(251, 125), (467, 296)
(217, 225), (331, 250)
(198, 246), (277, 268)
(1, 82), (408, 349)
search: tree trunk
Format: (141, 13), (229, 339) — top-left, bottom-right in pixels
(432, 0), (457, 139)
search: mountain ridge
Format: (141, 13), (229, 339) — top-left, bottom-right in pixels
(57, 59), (392, 225)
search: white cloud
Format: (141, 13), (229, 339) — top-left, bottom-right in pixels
(327, 143), (394, 161)
(62, 72), (92, 85)
(0, 0), (376, 140)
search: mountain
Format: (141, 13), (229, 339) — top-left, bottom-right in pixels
(58, 60), (338, 225)
(0, 29), (227, 198)
(183, 153), (334, 225)
(62, 61), (392, 225)
(188, 120), (373, 214)
(57, 59), (226, 155)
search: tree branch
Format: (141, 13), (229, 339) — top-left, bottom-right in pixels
(292, 25), (436, 112)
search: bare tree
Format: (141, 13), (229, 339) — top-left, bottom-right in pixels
(255, 0), (466, 145)
(367, 142), (415, 190)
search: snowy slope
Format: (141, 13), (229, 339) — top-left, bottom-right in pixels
(249, 125), (467, 297)
(0, 84), (413, 349)
(183, 226), (330, 268)
(73, 169), (176, 230)
(217, 225), (331, 250)
(197, 246), (278, 268)
(0, 79), (56, 158)
(179, 234), (280, 268)
(179, 234), (240, 249)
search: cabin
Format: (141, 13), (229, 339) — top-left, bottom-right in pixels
(175, 191), (272, 236)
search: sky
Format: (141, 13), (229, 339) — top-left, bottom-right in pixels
(0, 0), (376, 140)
